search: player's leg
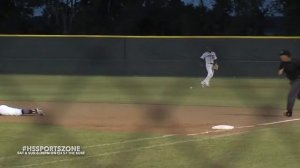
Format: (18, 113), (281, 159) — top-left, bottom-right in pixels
(203, 64), (214, 86)
(0, 105), (44, 116)
(286, 79), (300, 117)
(297, 91), (300, 100)
(22, 108), (44, 116)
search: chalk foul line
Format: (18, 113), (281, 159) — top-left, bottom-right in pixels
(14, 132), (246, 168)
(5, 117), (300, 167)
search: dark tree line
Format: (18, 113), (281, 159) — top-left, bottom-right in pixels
(0, 0), (299, 35)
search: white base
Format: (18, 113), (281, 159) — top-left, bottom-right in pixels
(212, 125), (234, 130)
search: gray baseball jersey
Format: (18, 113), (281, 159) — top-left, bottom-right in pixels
(201, 51), (217, 64)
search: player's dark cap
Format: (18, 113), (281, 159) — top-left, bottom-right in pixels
(279, 50), (291, 57)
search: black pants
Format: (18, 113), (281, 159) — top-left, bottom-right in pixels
(287, 79), (300, 112)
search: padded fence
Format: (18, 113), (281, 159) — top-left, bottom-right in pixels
(0, 36), (299, 76)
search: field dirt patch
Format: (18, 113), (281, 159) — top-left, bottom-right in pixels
(0, 101), (294, 134)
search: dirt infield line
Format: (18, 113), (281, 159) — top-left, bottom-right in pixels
(81, 118), (300, 149)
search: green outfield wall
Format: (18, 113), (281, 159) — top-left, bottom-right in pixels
(0, 35), (299, 76)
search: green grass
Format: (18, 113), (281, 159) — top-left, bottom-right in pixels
(0, 75), (291, 108)
(0, 123), (300, 168)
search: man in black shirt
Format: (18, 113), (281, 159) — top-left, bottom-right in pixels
(278, 50), (300, 117)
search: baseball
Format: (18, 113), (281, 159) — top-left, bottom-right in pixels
(190, 86), (193, 89)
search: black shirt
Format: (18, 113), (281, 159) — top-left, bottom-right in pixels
(279, 58), (300, 81)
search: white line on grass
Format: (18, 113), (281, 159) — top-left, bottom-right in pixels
(14, 131), (248, 168)
(257, 118), (300, 126)
(84, 118), (300, 148)
(187, 129), (229, 136)
(236, 125), (255, 129)
(12, 118), (300, 167)
(84, 134), (176, 148)
(236, 118), (300, 129)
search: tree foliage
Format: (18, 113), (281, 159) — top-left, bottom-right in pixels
(280, 0), (300, 34)
(0, 0), (298, 35)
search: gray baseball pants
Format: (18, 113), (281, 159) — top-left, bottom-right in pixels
(287, 79), (300, 113)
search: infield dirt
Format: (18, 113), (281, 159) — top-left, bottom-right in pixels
(0, 101), (294, 134)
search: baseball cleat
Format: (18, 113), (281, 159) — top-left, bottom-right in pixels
(284, 111), (292, 117)
(34, 108), (45, 116)
(201, 81), (205, 88)
(201, 81), (209, 88)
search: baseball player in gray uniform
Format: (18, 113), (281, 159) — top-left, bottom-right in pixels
(0, 105), (44, 116)
(200, 48), (218, 87)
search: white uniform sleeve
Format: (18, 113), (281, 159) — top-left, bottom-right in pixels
(200, 52), (206, 59)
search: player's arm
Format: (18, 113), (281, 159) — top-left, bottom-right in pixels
(213, 52), (218, 65)
(278, 62), (284, 76)
(200, 53), (206, 59)
(212, 52), (219, 70)
(278, 68), (284, 75)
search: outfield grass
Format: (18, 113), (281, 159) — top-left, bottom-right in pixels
(0, 75), (291, 108)
(0, 123), (300, 168)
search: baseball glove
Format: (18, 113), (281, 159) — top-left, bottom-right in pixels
(213, 64), (219, 70)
